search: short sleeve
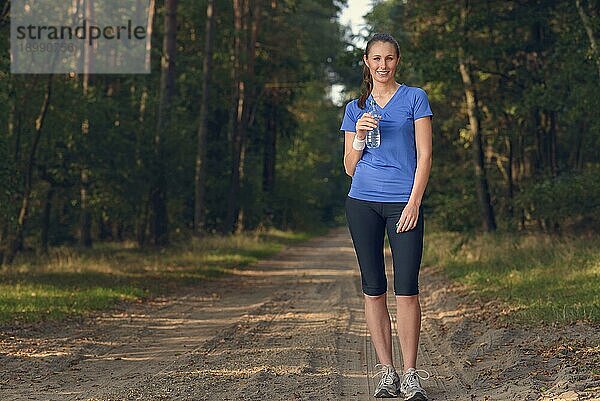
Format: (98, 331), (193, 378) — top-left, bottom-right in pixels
(340, 100), (359, 132)
(412, 88), (433, 120)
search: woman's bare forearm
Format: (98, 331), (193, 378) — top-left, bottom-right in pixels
(407, 153), (432, 207)
(343, 131), (366, 176)
(344, 147), (363, 176)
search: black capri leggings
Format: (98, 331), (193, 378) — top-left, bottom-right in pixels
(345, 195), (424, 296)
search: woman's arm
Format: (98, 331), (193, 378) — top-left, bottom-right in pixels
(343, 131), (364, 176)
(408, 116), (433, 207)
(343, 113), (378, 176)
(396, 116), (433, 232)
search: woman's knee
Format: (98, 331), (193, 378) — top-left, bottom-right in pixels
(395, 294), (419, 305)
(364, 292), (387, 302)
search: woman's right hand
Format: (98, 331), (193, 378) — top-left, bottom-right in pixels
(355, 113), (378, 140)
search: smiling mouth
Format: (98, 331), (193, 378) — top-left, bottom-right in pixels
(376, 71), (390, 76)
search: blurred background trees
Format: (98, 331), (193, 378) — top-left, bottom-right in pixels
(1, 0), (598, 264)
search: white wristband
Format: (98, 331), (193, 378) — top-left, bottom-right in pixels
(353, 135), (366, 151)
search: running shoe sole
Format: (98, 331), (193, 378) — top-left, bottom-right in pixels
(374, 387), (399, 398)
(404, 393), (427, 401)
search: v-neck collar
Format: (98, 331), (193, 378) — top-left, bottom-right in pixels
(369, 83), (404, 110)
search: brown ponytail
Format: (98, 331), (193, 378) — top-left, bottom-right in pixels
(358, 64), (373, 110)
(357, 33), (401, 110)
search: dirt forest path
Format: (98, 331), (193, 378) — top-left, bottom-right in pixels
(1, 227), (598, 401)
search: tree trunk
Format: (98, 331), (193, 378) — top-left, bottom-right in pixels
(262, 91), (277, 226)
(138, 190), (151, 248)
(144, 0), (156, 73)
(151, 0), (178, 246)
(517, 121), (526, 231)
(549, 110), (557, 177)
(505, 126), (514, 220)
(41, 187), (55, 253)
(576, 0), (600, 79)
(533, 109), (544, 175)
(573, 120), (585, 170)
(133, 0), (154, 247)
(4, 76), (53, 264)
(223, 0), (245, 234)
(224, 0), (262, 234)
(79, 169), (92, 247)
(459, 1), (496, 232)
(135, 84), (149, 247)
(194, 0), (216, 236)
(78, 0), (93, 248)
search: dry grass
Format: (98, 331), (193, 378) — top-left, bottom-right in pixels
(423, 229), (600, 324)
(0, 227), (324, 323)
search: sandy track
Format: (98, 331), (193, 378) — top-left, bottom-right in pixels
(1, 227), (598, 400)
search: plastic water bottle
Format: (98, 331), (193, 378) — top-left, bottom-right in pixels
(366, 99), (382, 148)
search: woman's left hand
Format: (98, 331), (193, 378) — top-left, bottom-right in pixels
(396, 202), (419, 233)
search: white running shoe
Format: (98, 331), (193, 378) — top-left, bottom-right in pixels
(400, 367), (430, 400)
(372, 363), (401, 398)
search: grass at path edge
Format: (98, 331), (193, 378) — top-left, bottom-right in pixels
(0, 226), (328, 324)
(422, 229), (599, 325)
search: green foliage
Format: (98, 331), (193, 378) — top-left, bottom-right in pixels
(515, 168), (600, 229)
(0, 0), (349, 255)
(272, 83), (346, 230)
(424, 230), (600, 324)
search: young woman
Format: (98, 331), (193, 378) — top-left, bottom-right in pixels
(340, 33), (433, 400)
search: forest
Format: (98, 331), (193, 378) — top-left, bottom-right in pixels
(1, 0), (598, 265)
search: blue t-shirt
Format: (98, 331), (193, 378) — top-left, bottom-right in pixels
(340, 84), (433, 202)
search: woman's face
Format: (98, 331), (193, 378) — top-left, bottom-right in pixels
(363, 41), (399, 84)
